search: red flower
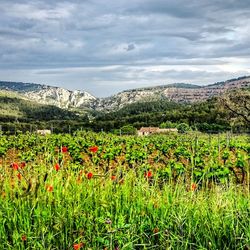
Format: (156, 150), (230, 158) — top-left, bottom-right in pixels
(111, 175), (116, 181)
(61, 146), (68, 153)
(21, 235), (27, 241)
(191, 183), (197, 191)
(89, 146), (98, 153)
(17, 173), (22, 180)
(73, 243), (84, 250)
(11, 162), (19, 170)
(20, 162), (26, 168)
(54, 163), (60, 171)
(46, 185), (53, 192)
(86, 172), (93, 179)
(144, 171), (153, 178)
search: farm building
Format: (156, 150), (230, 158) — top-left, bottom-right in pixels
(138, 127), (178, 136)
(36, 129), (52, 135)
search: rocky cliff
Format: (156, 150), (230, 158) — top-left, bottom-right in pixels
(0, 81), (96, 109)
(0, 76), (249, 111)
(93, 76), (250, 110)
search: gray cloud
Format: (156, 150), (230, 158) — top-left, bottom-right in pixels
(0, 0), (250, 96)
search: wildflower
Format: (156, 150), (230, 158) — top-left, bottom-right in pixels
(105, 218), (112, 224)
(46, 185), (53, 192)
(54, 163), (60, 171)
(11, 162), (19, 170)
(73, 243), (84, 250)
(20, 162), (26, 168)
(21, 235), (27, 241)
(191, 183), (197, 191)
(86, 172), (93, 179)
(61, 146), (68, 153)
(17, 173), (22, 180)
(144, 170), (153, 178)
(89, 146), (98, 153)
(111, 175), (116, 181)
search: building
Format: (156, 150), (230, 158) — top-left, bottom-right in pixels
(36, 129), (52, 135)
(138, 127), (178, 136)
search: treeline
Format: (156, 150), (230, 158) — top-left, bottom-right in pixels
(90, 98), (248, 133)
(0, 93), (248, 134)
(0, 95), (89, 134)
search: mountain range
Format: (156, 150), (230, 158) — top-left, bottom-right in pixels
(0, 76), (249, 111)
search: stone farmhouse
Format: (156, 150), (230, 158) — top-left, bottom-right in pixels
(36, 129), (52, 135)
(138, 127), (178, 136)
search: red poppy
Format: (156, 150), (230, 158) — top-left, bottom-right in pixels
(17, 173), (22, 180)
(191, 183), (197, 191)
(21, 235), (27, 241)
(73, 243), (84, 250)
(61, 146), (68, 153)
(54, 163), (60, 171)
(12, 162), (19, 171)
(86, 172), (93, 179)
(111, 175), (116, 181)
(144, 171), (153, 178)
(46, 185), (53, 192)
(20, 162), (26, 168)
(89, 146), (98, 153)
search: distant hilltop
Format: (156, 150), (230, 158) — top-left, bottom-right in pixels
(0, 76), (249, 111)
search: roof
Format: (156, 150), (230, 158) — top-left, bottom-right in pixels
(138, 127), (159, 133)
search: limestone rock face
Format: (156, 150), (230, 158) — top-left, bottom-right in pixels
(92, 77), (250, 111)
(0, 76), (249, 111)
(0, 81), (96, 109)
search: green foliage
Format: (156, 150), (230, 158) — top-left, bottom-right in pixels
(0, 132), (249, 249)
(160, 121), (177, 128)
(177, 123), (190, 133)
(0, 95), (80, 121)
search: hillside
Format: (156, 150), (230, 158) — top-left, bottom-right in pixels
(0, 90), (80, 121)
(93, 76), (250, 111)
(0, 76), (249, 111)
(0, 81), (96, 109)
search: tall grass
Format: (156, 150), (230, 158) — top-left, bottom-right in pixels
(0, 169), (249, 249)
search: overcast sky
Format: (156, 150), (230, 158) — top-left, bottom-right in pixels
(0, 0), (250, 97)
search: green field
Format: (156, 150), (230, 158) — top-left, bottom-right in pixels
(0, 132), (249, 249)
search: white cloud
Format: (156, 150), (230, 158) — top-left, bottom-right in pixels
(0, 0), (249, 96)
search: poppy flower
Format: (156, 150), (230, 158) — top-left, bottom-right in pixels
(11, 162), (19, 170)
(54, 163), (60, 171)
(73, 243), (84, 250)
(144, 171), (153, 178)
(191, 183), (197, 191)
(21, 235), (27, 241)
(20, 162), (26, 168)
(86, 172), (93, 179)
(17, 173), (22, 180)
(46, 185), (53, 192)
(89, 146), (98, 153)
(111, 175), (116, 181)
(61, 146), (68, 153)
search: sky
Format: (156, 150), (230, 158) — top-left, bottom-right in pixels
(0, 0), (250, 97)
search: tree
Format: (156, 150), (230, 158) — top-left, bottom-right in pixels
(120, 125), (136, 135)
(177, 123), (190, 133)
(219, 90), (250, 126)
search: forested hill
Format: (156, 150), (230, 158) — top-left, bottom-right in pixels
(0, 91), (80, 122)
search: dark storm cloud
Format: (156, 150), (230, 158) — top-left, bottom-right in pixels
(0, 0), (249, 96)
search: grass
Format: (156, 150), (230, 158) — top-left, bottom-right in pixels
(0, 169), (249, 249)
(0, 132), (249, 249)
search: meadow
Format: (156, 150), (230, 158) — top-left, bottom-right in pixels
(0, 132), (249, 249)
